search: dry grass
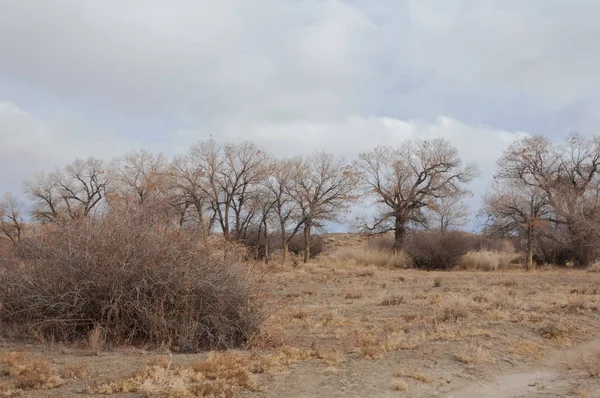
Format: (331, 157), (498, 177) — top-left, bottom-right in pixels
(343, 284), (364, 299)
(391, 379), (409, 391)
(395, 368), (432, 383)
(379, 294), (404, 306)
(62, 362), (91, 380)
(332, 247), (410, 268)
(458, 250), (520, 271)
(569, 351), (600, 378)
(0, 352), (65, 390)
(509, 340), (546, 360)
(455, 344), (494, 366)
(91, 353), (263, 397)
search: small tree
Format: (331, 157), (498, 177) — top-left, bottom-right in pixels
(355, 138), (477, 249)
(483, 181), (550, 269)
(288, 152), (359, 263)
(0, 192), (25, 246)
(426, 195), (470, 234)
(265, 159), (306, 264)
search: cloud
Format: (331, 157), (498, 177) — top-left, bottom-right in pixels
(0, 1), (597, 229)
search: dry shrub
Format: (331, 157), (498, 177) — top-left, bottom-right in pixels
(92, 353), (261, 397)
(435, 295), (470, 323)
(391, 379), (409, 391)
(343, 284), (364, 299)
(458, 250), (520, 271)
(537, 319), (575, 340)
(404, 231), (473, 270)
(570, 351), (600, 378)
(509, 340), (546, 360)
(62, 362), (91, 380)
(288, 234), (325, 258)
(395, 368), (431, 383)
(379, 295), (404, 306)
(0, 352), (64, 390)
(455, 344), (494, 366)
(0, 207), (262, 350)
(334, 246), (410, 268)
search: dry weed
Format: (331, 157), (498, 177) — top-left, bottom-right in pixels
(395, 368), (431, 383)
(0, 352), (64, 390)
(455, 344), (494, 366)
(569, 351), (600, 378)
(458, 251), (519, 271)
(391, 379), (409, 391)
(509, 340), (546, 360)
(379, 295), (404, 306)
(62, 362), (91, 380)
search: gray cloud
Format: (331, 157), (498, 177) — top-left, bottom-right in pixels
(1, 0), (598, 227)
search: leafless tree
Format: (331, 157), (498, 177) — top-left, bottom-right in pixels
(170, 153), (213, 231)
(482, 181), (551, 269)
(288, 152), (359, 263)
(355, 138), (477, 250)
(0, 192), (26, 245)
(187, 140), (270, 241)
(425, 195), (470, 234)
(25, 157), (109, 223)
(109, 150), (169, 207)
(265, 159), (305, 263)
(497, 134), (600, 265)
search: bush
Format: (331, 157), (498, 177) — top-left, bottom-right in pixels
(287, 234), (325, 258)
(404, 231), (473, 270)
(0, 208), (262, 350)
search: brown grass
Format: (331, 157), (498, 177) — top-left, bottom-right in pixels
(569, 351), (600, 378)
(395, 368), (432, 383)
(455, 344), (494, 366)
(458, 250), (520, 271)
(0, 352), (64, 390)
(62, 362), (91, 380)
(332, 247), (410, 268)
(391, 379), (409, 391)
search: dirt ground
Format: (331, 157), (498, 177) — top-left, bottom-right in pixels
(2, 255), (600, 397)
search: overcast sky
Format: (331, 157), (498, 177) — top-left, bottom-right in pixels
(1, 1), (599, 230)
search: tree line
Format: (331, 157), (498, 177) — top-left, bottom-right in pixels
(3, 134), (600, 267)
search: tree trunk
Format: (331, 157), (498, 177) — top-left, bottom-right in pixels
(282, 240), (288, 264)
(393, 217), (406, 251)
(263, 219), (269, 265)
(526, 223), (534, 270)
(303, 222), (311, 264)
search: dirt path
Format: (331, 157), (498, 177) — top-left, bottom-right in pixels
(445, 338), (600, 397)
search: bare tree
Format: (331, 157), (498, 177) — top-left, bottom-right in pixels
(288, 152), (359, 263)
(355, 138), (477, 250)
(426, 195), (470, 234)
(170, 153), (212, 231)
(0, 192), (25, 245)
(25, 157), (109, 223)
(265, 159), (306, 263)
(497, 134), (600, 266)
(482, 181), (551, 269)
(109, 150), (169, 207)
(187, 140), (270, 241)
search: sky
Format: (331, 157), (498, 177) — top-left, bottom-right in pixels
(1, 0), (599, 231)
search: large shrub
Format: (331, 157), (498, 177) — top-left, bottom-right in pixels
(0, 208), (262, 350)
(404, 231), (473, 270)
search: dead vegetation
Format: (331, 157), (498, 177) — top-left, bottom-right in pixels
(2, 236), (600, 397)
(0, 207), (263, 350)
